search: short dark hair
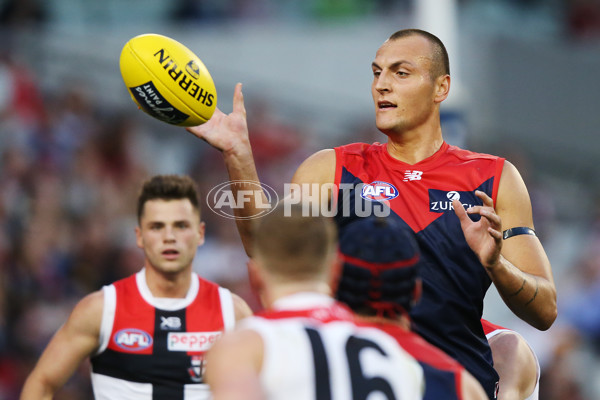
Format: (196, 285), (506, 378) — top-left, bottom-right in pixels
(388, 28), (450, 78)
(253, 202), (338, 281)
(137, 175), (201, 222)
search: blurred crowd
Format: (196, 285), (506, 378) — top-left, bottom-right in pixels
(0, 1), (600, 399)
(0, 45), (319, 398)
(1, 0), (600, 41)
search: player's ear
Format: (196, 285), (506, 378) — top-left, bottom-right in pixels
(197, 221), (206, 246)
(135, 226), (143, 249)
(328, 251), (343, 296)
(434, 74), (450, 103)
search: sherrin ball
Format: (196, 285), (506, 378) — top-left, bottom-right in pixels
(119, 33), (217, 127)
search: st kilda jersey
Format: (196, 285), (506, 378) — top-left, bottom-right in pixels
(362, 321), (469, 400)
(334, 141), (505, 400)
(243, 292), (424, 400)
(90, 269), (236, 400)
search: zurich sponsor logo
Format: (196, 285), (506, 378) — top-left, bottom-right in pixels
(114, 328), (153, 351)
(361, 181), (399, 201)
(429, 189), (478, 213)
(446, 191), (461, 201)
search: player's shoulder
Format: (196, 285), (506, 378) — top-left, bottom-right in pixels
(65, 289), (105, 335)
(77, 289), (105, 311)
(446, 143), (504, 163)
(335, 141), (385, 157)
(110, 271), (139, 289)
(292, 148), (337, 186)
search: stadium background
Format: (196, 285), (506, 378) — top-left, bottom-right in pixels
(1, 0), (599, 398)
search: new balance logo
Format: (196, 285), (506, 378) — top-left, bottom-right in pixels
(403, 170), (423, 181)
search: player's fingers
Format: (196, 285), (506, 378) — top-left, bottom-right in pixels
(232, 83), (246, 116)
(475, 190), (494, 207)
(466, 204), (496, 216)
(452, 200), (470, 224)
(479, 208), (502, 229)
(488, 227), (502, 241)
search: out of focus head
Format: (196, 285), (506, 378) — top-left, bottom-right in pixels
(337, 216), (421, 318)
(251, 202), (338, 288)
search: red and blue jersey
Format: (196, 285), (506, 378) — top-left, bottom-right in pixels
(334, 141), (505, 399)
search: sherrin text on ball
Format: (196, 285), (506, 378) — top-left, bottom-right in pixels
(119, 33), (217, 127)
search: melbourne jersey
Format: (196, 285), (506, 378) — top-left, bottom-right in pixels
(90, 269), (236, 400)
(334, 141), (505, 399)
(242, 292), (424, 400)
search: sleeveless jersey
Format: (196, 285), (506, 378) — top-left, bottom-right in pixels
(360, 320), (466, 400)
(242, 292), (424, 400)
(481, 319), (540, 400)
(90, 269), (236, 400)
(334, 141), (505, 399)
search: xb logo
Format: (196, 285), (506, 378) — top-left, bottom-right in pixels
(161, 316), (181, 330)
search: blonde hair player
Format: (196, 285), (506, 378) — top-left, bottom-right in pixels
(205, 203), (425, 400)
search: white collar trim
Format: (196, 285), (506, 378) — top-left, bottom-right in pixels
(135, 268), (199, 310)
(271, 292), (335, 311)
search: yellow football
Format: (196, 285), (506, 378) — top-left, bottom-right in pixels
(119, 33), (217, 127)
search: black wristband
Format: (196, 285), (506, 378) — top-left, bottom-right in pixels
(502, 227), (536, 240)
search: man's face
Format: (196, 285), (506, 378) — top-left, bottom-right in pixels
(371, 35), (440, 136)
(136, 199), (205, 276)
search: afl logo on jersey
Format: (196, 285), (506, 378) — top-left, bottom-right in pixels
(361, 181), (399, 201)
(114, 328), (153, 351)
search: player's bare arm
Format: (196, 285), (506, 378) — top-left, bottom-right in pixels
(20, 290), (103, 400)
(186, 83), (266, 255)
(187, 86), (337, 257)
(204, 328), (264, 400)
(454, 161), (557, 330)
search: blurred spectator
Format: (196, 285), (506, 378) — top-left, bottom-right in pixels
(0, 0), (46, 27)
(567, 0), (600, 40)
(170, 0), (236, 23)
(245, 97), (312, 190)
(309, 0), (372, 20)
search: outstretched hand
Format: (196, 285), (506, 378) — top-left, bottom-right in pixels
(453, 190), (503, 270)
(186, 83), (249, 154)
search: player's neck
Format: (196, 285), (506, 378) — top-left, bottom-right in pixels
(358, 313), (412, 331)
(386, 131), (444, 165)
(264, 282), (332, 308)
(144, 266), (192, 298)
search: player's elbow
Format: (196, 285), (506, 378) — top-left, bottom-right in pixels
(536, 305), (557, 331)
(532, 291), (557, 331)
